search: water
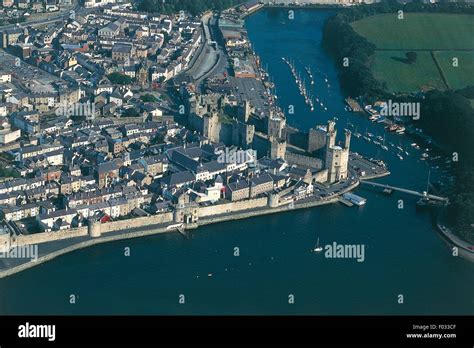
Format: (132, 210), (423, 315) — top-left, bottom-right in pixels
(0, 9), (473, 315)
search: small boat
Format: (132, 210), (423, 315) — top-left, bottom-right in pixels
(388, 124), (399, 132)
(381, 145), (388, 151)
(397, 154), (404, 160)
(313, 237), (323, 253)
(416, 197), (430, 209)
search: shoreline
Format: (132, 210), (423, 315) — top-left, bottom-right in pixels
(0, 178), (366, 279)
(434, 209), (474, 262)
(240, 3), (345, 19)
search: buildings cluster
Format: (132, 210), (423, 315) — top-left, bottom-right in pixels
(0, 3), (208, 145)
(0, 2), (353, 237)
(0, 0), (71, 21)
(0, 110), (350, 235)
(1, 2), (202, 97)
(218, 10), (258, 79)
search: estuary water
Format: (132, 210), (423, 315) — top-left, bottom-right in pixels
(0, 9), (473, 315)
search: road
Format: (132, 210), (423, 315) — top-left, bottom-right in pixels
(0, 3), (83, 30)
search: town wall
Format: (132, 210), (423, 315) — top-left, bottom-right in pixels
(198, 197), (268, 217)
(15, 227), (88, 246)
(98, 212), (174, 233)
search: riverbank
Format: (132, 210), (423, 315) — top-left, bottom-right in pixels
(321, 5), (474, 248)
(435, 209), (474, 262)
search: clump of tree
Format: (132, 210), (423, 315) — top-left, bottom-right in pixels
(137, 0), (242, 16)
(123, 108), (140, 117)
(107, 73), (133, 85)
(322, 14), (385, 99)
(140, 94), (158, 102)
(0, 165), (20, 178)
(418, 89), (474, 243)
(406, 51), (417, 64)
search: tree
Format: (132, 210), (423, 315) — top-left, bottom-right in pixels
(406, 52), (418, 64)
(123, 108), (140, 117)
(140, 94), (158, 102)
(0, 165), (20, 178)
(107, 73), (133, 85)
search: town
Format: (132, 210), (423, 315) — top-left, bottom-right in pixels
(0, 0), (389, 274)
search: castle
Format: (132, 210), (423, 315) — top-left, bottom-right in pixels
(187, 93), (255, 149)
(185, 92), (350, 185)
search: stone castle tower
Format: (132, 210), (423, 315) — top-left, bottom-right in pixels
(325, 121), (350, 184)
(267, 110), (286, 139)
(307, 126), (327, 153)
(269, 136), (286, 160)
(238, 100), (252, 123)
(203, 111), (220, 143)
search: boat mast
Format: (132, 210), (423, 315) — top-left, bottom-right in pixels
(426, 169), (431, 194)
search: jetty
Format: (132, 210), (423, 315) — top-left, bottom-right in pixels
(338, 197), (354, 207)
(360, 180), (449, 203)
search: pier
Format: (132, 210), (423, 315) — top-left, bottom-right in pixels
(338, 197), (354, 207)
(360, 180), (449, 203)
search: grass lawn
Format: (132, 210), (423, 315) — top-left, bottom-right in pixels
(372, 51), (446, 93)
(435, 51), (474, 90)
(351, 13), (474, 50)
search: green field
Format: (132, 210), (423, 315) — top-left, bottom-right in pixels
(435, 51), (474, 90)
(372, 51), (446, 93)
(351, 13), (474, 93)
(351, 13), (474, 50)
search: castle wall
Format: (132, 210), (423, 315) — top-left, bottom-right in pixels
(15, 227), (89, 246)
(308, 127), (326, 153)
(285, 151), (323, 170)
(198, 197), (268, 217)
(98, 212), (174, 234)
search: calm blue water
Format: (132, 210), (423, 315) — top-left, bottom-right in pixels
(0, 9), (473, 315)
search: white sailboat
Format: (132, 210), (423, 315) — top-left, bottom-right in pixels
(313, 237), (323, 253)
